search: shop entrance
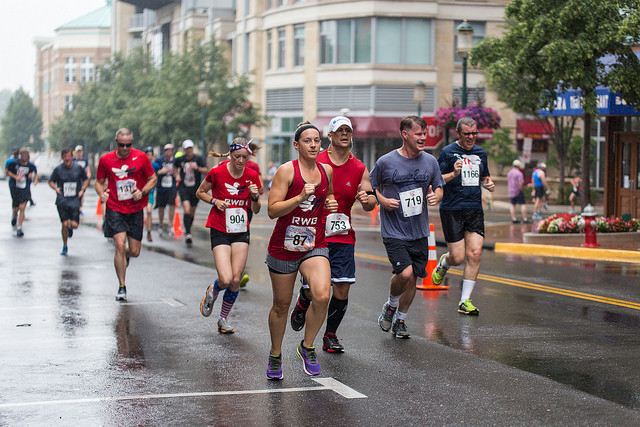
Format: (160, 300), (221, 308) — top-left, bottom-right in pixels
(615, 133), (640, 218)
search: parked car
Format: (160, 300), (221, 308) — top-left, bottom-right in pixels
(32, 151), (61, 180)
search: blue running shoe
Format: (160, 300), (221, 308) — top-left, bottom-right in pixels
(61, 246), (68, 256)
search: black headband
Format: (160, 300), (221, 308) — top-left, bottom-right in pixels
(294, 124), (319, 141)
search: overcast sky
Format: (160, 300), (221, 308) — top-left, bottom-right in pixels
(0, 0), (106, 96)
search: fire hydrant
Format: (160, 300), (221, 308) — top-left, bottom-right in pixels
(578, 204), (600, 248)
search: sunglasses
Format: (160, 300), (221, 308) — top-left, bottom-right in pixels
(118, 143), (133, 148)
(461, 131), (479, 136)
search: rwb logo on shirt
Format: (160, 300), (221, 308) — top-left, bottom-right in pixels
(225, 182), (247, 196)
(112, 165), (137, 178)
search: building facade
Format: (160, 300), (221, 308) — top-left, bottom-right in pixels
(34, 2), (112, 142)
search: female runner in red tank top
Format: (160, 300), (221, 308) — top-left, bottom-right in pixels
(265, 122), (338, 380)
(196, 138), (262, 334)
(290, 116), (377, 353)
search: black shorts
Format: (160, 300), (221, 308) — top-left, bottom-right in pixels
(103, 208), (144, 241)
(210, 227), (250, 249)
(510, 192), (526, 205)
(534, 186), (545, 199)
(11, 188), (30, 207)
(179, 186), (199, 206)
(382, 237), (429, 279)
(57, 204), (80, 223)
(155, 187), (177, 208)
(440, 209), (485, 243)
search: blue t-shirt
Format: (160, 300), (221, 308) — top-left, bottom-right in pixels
(370, 150), (444, 240)
(5, 157), (16, 184)
(438, 141), (490, 210)
(532, 169), (544, 187)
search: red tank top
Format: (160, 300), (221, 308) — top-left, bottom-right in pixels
(317, 150), (366, 245)
(267, 160), (329, 260)
(204, 163), (261, 233)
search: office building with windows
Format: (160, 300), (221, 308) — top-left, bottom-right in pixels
(34, 2), (111, 141)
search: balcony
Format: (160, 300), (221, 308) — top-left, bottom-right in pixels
(128, 9), (156, 33)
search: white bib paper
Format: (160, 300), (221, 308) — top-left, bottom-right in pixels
(63, 182), (77, 198)
(325, 212), (350, 237)
(116, 179), (136, 201)
(161, 175), (173, 188)
(225, 207), (247, 233)
(461, 159), (480, 186)
(284, 225), (316, 252)
(399, 188), (423, 217)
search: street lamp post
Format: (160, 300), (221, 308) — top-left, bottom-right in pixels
(413, 81), (426, 117)
(456, 20), (474, 109)
(197, 83), (210, 155)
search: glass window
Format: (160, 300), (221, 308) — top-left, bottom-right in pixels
(64, 57), (76, 83)
(266, 30), (272, 70)
(63, 95), (73, 111)
(278, 27), (285, 68)
(80, 56), (94, 83)
(354, 18), (372, 63)
(337, 20), (352, 64)
(294, 24), (304, 66)
(320, 21), (336, 64)
(321, 17), (428, 65)
(406, 19), (431, 65)
(376, 18), (402, 64)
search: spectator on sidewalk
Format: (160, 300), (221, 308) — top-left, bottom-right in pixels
(507, 159), (529, 223)
(532, 163), (548, 220)
(569, 170), (582, 214)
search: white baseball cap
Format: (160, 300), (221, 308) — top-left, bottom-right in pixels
(182, 139), (195, 149)
(75, 145), (83, 152)
(327, 116), (353, 133)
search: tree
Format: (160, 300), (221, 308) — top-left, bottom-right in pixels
(482, 128), (518, 176)
(49, 40), (265, 158)
(0, 89), (43, 154)
(471, 0), (640, 208)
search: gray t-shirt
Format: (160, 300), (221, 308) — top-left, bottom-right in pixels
(49, 163), (88, 208)
(370, 150), (444, 240)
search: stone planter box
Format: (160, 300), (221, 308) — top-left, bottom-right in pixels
(523, 231), (640, 250)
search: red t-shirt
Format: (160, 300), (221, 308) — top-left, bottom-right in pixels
(96, 149), (155, 214)
(317, 150), (366, 245)
(204, 163), (262, 233)
(267, 160), (329, 260)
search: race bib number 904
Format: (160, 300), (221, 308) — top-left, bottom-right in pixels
(325, 213), (350, 237)
(225, 207), (247, 233)
(284, 225), (316, 252)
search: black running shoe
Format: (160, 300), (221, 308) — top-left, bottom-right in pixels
(322, 333), (344, 353)
(11, 216), (17, 227)
(16, 229), (24, 238)
(115, 286), (127, 301)
(290, 298), (308, 331)
(68, 228), (73, 238)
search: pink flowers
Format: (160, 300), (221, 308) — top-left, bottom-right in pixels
(434, 103), (501, 130)
(536, 213), (640, 234)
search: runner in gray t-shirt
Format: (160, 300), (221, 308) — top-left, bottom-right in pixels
(370, 116), (444, 339)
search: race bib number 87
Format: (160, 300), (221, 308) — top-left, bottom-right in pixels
(284, 225), (316, 252)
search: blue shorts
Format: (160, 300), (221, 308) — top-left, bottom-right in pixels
(301, 242), (356, 287)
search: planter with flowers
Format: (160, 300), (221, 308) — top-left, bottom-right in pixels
(523, 213), (640, 248)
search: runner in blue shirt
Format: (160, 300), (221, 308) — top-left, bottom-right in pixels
(432, 117), (495, 315)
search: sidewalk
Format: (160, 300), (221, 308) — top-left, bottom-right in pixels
(351, 200), (640, 262)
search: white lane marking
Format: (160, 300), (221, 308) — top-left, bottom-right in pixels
(313, 377), (367, 398)
(161, 298), (185, 307)
(0, 379), (366, 408)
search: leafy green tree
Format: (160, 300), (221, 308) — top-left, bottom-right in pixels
(471, 0), (640, 208)
(482, 128), (517, 176)
(0, 89), (43, 154)
(49, 40), (264, 160)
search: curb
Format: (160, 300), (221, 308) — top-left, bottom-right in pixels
(494, 242), (640, 264)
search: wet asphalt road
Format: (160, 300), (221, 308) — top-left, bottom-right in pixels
(2, 184), (640, 425)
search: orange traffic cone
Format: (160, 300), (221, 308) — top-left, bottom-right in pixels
(173, 210), (184, 237)
(417, 223), (449, 290)
(96, 200), (103, 216)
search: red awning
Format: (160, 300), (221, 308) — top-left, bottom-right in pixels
(313, 116), (403, 139)
(516, 119), (553, 140)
